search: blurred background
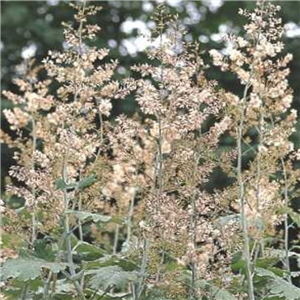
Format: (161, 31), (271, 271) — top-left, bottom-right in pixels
(1, 0), (300, 187)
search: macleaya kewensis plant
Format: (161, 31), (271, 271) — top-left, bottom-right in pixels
(210, 2), (300, 299)
(1, 1), (300, 300)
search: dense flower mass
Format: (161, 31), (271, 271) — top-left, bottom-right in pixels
(1, 2), (300, 300)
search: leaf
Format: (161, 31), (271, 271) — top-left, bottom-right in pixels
(289, 211), (300, 227)
(8, 195), (26, 208)
(215, 214), (240, 227)
(83, 255), (137, 271)
(55, 179), (66, 190)
(33, 239), (56, 261)
(198, 280), (238, 300)
(255, 267), (300, 300)
(55, 175), (96, 192)
(77, 174), (97, 189)
(277, 207), (300, 227)
(2, 278), (43, 300)
(86, 265), (138, 290)
(210, 288), (238, 300)
(1, 258), (67, 281)
(66, 210), (112, 223)
(55, 179), (76, 191)
(73, 241), (106, 261)
(84, 288), (132, 300)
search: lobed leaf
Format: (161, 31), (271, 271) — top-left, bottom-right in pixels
(86, 265), (138, 290)
(1, 258), (67, 282)
(65, 210), (112, 223)
(256, 267), (300, 300)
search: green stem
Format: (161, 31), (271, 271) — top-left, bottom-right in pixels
(137, 239), (148, 300)
(126, 192), (135, 247)
(43, 271), (53, 300)
(21, 282), (29, 300)
(237, 82), (255, 300)
(113, 224), (119, 255)
(78, 172), (84, 242)
(280, 157), (291, 282)
(62, 156), (85, 299)
(31, 118), (37, 246)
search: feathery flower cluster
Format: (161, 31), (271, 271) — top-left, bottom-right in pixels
(1, 2), (299, 299)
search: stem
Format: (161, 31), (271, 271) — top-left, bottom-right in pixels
(157, 116), (163, 194)
(62, 156), (86, 300)
(126, 191), (135, 247)
(31, 118), (37, 246)
(155, 246), (165, 283)
(96, 111), (104, 158)
(77, 0), (86, 56)
(280, 157), (291, 282)
(190, 192), (197, 300)
(269, 115), (291, 281)
(113, 224), (119, 255)
(21, 283), (29, 300)
(61, 4), (87, 296)
(156, 23), (165, 195)
(137, 239), (148, 300)
(153, 25), (166, 285)
(78, 172), (84, 242)
(253, 112), (264, 264)
(43, 271), (53, 300)
(190, 151), (201, 300)
(237, 82), (255, 300)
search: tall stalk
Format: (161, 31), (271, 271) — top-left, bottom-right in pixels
(31, 117), (37, 246)
(237, 82), (255, 300)
(269, 115), (291, 282)
(280, 157), (291, 282)
(190, 190), (197, 300)
(253, 113), (264, 262)
(126, 191), (135, 247)
(62, 155), (86, 300)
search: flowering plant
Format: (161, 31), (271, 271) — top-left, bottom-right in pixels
(1, 2), (300, 300)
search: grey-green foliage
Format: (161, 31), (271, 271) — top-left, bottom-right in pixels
(86, 265), (138, 290)
(1, 258), (67, 281)
(66, 210), (112, 223)
(256, 268), (300, 300)
(55, 174), (97, 191)
(73, 241), (106, 261)
(197, 280), (238, 300)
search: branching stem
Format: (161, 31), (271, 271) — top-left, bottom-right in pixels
(237, 81), (255, 300)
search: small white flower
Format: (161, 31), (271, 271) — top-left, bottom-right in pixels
(98, 99), (112, 117)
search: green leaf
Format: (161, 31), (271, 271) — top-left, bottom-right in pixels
(255, 256), (278, 269)
(55, 179), (76, 191)
(198, 280), (238, 300)
(73, 241), (106, 261)
(277, 207), (300, 227)
(86, 265), (138, 290)
(1, 258), (67, 282)
(289, 211), (300, 227)
(2, 278), (44, 300)
(83, 255), (137, 271)
(255, 267), (300, 300)
(66, 210), (111, 223)
(77, 174), (97, 189)
(215, 214), (240, 227)
(33, 239), (56, 261)
(84, 288), (132, 300)
(8, 195), (26, 208)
